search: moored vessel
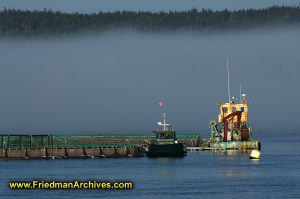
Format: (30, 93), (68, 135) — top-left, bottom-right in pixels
(208, 60), (260, 151)
(147, 109), (186, 157)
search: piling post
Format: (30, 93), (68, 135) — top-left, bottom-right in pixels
(25, 149), (29, 160)
(7, 135), (10, 149)
(19, 136), (22, 149)
(100, 147), (104, 158)
(47, 134), (50, 147)
(64, 148), (67, 159)
(125, 146), (129, 157)
(45, 148), (49, 159)
(114, 147), (118, 157)
(29, 135), (32, 148)
(41, 136), (44, 149)
(82, 147), (86, 159)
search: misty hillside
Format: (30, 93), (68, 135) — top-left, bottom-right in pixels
(1, 6), (300, 37)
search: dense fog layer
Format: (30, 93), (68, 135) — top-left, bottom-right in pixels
(0, 28), (299, 136)
(0, 0), (299, 13)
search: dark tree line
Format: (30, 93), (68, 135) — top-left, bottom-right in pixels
(1, 6), (300, 37)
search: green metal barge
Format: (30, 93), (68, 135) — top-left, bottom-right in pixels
(0, 133), (199, 159)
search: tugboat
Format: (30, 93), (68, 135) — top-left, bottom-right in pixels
(147, 112), (186, 157)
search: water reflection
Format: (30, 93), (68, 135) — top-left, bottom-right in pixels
(218, 169), (252, 178)
(250, 159), (260, 165)
(207, 150), (250, 156)
(149, 157), (180, 163)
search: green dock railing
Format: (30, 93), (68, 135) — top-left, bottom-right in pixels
(0, 133), (200, 149)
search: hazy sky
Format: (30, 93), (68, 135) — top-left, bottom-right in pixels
(0, 0), (299, 13)
(0, 28), (300, 136)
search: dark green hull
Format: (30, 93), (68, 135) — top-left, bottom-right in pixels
(148, 143), (186, 157)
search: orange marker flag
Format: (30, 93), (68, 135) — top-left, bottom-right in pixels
(158, 101), (164, 107)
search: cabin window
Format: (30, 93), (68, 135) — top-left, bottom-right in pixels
(241, 107), (244, 112)
(223, 107), (228, 113)
(232, 107), (236, 112)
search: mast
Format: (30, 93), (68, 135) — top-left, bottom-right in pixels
(157, 101), (170, 131)
(163, 112), (167, 130)
(227, 59), (231, 103)
(240, 83), (242, 103)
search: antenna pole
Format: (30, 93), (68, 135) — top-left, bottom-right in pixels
(240, 83), (242, 103)
(227, 59), (231, 103)
(163, 112), (166, 130)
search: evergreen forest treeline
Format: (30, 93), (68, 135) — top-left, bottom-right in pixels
(1, 6), (300, 37)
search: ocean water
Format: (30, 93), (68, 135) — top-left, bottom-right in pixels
(0, 133), (299, 199)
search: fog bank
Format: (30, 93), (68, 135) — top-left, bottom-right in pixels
(0, 28), (299, 136)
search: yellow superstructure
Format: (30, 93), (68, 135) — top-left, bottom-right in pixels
(218, 102), (249, 123)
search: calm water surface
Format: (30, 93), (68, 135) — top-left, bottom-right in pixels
(0, 133), (299, 199)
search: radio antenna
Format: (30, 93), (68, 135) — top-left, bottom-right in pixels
(240, 83), (242, 103)
(227, 59), (231, 103)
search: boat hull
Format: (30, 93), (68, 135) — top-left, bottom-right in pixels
(147, 143), (186, 157)
(209, 140), (260, 151)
